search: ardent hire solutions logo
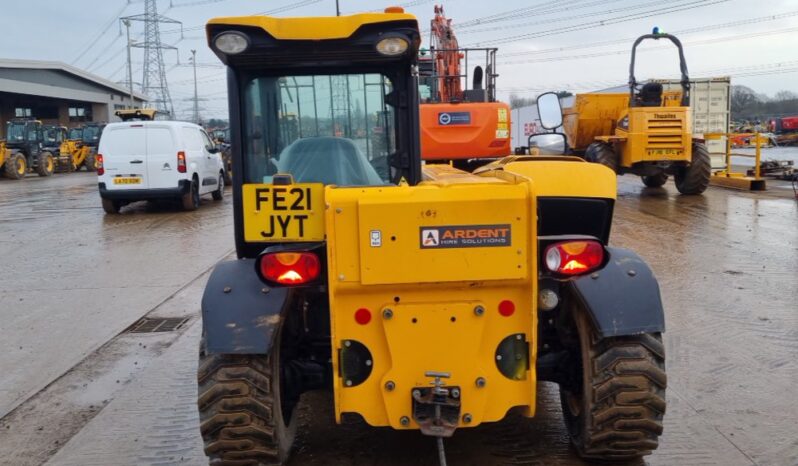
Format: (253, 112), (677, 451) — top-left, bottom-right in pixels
(420, 225), (511, 249)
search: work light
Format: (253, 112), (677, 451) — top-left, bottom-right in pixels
(214, 31), (249, 55)
(376, 36), (409, 56)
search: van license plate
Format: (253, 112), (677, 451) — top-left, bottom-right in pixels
(242, 183), (325, 242)
(113, 177), (141, 185)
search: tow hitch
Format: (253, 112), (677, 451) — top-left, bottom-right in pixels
(413, 371), (461, 466)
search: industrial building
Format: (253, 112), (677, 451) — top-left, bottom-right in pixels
(0, 59), (148, 131)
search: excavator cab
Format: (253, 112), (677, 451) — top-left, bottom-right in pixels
(419, 5), (511, 167)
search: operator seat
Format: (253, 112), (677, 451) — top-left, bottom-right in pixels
(637, 82), (663, 107)
(278, 137), (384, 186)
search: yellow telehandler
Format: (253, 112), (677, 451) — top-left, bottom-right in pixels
(197, 9), (668, 465)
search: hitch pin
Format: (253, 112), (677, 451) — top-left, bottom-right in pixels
(425, 371), (450, 466)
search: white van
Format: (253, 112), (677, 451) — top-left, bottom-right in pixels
(97, 121), (226, 214)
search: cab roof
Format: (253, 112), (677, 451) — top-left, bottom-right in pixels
(206, 10), (417, 41)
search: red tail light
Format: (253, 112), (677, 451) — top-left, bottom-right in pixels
(259, 252), (320, 285)
(97, 154), (104, 176)
(177, 151), (186, 173)
(544, 240), (604, 276)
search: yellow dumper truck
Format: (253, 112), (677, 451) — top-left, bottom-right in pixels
(198, 9), (667, 465)
(563, 31), (711, 194)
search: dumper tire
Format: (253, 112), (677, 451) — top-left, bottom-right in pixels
(101, 198), (121, 214)
(641, 173), (668, 188)
(198, 332), (297, 466)
(585, 142), (618, 173)
(4, 153), (27, 179)
(674, 142), (711, 195)
(560, 312), (666, 461)
(84, 153), (97, 172)
(36, 151), (55, 177)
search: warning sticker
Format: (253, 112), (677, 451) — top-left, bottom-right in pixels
(420, 224), (511, 249)
(497, 107), (508, 123)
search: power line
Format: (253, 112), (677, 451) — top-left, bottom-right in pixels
(159, 0), (323, 35)
(503, 27), (798, 65)
(468, 0), (729, 46)
(72, 3), (129, 65)
(461, 0), (686, 35)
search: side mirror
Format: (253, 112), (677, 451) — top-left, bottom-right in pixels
(527, 133), (567, 155)
(207, 146), (220, 154)
(536, 92), (563, 130)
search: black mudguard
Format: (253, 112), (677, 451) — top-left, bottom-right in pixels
(201, 259), (291, 354)
(567, 247), (665, 337)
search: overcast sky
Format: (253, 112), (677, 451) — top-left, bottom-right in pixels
(2, 0), (796, 119)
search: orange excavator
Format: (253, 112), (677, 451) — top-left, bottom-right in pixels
(419, 5), (511, 169)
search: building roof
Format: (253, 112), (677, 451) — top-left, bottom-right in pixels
(0, 58), (149, 101)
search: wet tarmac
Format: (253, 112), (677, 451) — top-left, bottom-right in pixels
(0, 171), (796, 466)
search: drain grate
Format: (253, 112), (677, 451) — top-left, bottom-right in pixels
(128, 317), (190, 333)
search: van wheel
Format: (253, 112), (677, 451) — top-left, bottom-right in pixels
(182, 178), (200, 211)
(212, 173), (224, 201)
(37, 151), (55, 177)
(102, 198), (121, 214)
(560, 312), (666, 461)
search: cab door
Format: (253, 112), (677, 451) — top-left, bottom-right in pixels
(200, 129), (221, 190)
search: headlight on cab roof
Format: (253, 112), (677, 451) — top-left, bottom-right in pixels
(376, 36), (409, 56)
(214, 31), (249, 55)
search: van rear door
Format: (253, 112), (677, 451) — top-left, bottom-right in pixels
(101, 124), (148, 190)
(145, 125), (178, 190)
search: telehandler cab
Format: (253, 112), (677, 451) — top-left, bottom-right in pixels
(567, 30), (711, 194)
(199, 9), (667, 466)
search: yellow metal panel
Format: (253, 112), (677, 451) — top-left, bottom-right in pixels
(337, 184), (530, 285)
(485, 159), (616, 200)
(207, 12), (417, 41)
(325, 181), (538, 429)
(241, 183), (325, 242)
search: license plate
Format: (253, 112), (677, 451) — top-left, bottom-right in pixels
(647, 149), (683, 157)
(242, 183), (325, 242)
(113, 177), (141, 185)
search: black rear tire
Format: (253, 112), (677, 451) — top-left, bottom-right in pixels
(36, 151), (55, 177)
(4, 153), (27, 180)
(585, 142), (618, 173)
(674, 142), (711, 195)
(84, 152), (97, 172)
(101, 198), (121, 214)
(198, 331), (297, 466)
(560, 312), (666, 461)
(181, 178), (200, 211)
(641, 173), (668, 188)
(212, 173), (224, 201)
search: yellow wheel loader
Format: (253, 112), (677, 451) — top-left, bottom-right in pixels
(0, 140), (28, 180)
(564, 31), (711, 194)
(198, 10), (667, 466)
